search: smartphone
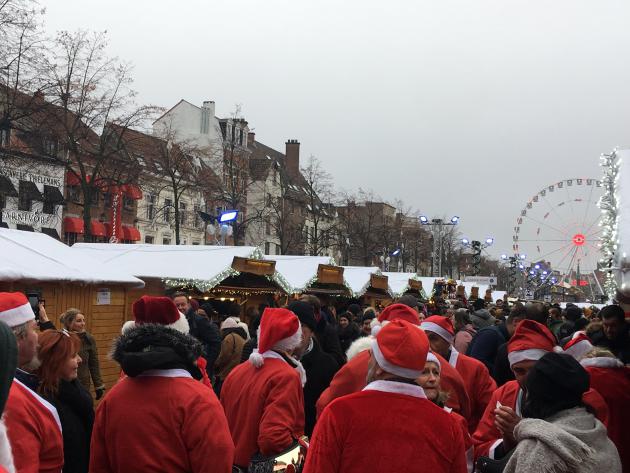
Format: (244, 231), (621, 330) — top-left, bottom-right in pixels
(26, 293), (40, 320)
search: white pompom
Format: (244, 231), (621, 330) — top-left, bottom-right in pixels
(249, 351), (264, 368)
(553, 345), (564, 353)
(371, 324), (382, 337)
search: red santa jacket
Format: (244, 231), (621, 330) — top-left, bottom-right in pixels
(304, 380), (467, 473)
(445, 408), (473, 473)
(4, 379), (63, 473)
(448, 348), (497, 433)
(220, 356), (304, 468)
(584, 359), (630, 473)
(472, 379), (610, 460)
(316, 349), (471, 420)
(90, 369), (234, 473)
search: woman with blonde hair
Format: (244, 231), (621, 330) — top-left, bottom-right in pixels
(60, 308), (105, 399)
(37, 329), (94, 473)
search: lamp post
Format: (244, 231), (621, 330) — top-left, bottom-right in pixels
(501, 253), (526, 297)
(420, 215), (459, 277)
(461, 237), (493, 276)
(197, 209), (239, 245)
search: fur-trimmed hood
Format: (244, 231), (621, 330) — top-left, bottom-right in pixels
(346, 336), (373, 361)
(113, 324), (204, 378)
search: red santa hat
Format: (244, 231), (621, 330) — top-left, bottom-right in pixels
(123, 295), (190, 334)
(371, 319), (429, 379)
(420, 316), (455, 345)
(508, 319), (558, 367)
(563, 333), (593, 360)
(249, 308), (302, 368)
(0, 292), (35, 328)
(372, 303), (420, 336)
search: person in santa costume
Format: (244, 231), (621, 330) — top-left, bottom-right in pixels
(580, 348), (630, 473)
(90, 296), (234, 473)
(472, 319), (609, 461)
(421, 315), (496, 432)
(304, 319), (467, 473)
(419, 351), (474, 473)
(220, 307), (305, 470)
(0, 321), (17, 473)
(316, 303), (472, 420)
(1, 292), (64, 473)
(563, 332), (594, 361)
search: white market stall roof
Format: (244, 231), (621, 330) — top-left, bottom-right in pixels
(263, 255), (339, 294)
(71, 243), (279, 291)
(0, 228), (144, 287)
(342, 266), (390, 297)
(456, 280), (490, 300)
(382, 272), (422, 298)
(492, 291), (507, 302)
(416, 277), (437, 298)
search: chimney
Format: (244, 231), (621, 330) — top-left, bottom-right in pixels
(248, 131), (255, 145)
(202, 100), (215, 117)
(285, 139), (300, 177)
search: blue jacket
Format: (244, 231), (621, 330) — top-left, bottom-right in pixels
(467, 323), (509, 374)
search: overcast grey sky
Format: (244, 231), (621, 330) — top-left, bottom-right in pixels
(41, 0), (630, 262)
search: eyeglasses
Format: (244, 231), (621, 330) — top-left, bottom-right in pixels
(50, 329), (70, 351)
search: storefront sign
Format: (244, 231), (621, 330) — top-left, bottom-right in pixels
(96, 288), (111, 305)
(0, 166), (63, 187)
(1, 209), (56, 226)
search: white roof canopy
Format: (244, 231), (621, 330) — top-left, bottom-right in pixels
(382, 272), (422, 298)
(342, 266), (389, 297)
(0, 229), (144, 286)
(71, 243), (266, 291)
(264, 255), (338, 293)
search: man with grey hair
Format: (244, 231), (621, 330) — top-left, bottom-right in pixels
(1, 292), (64, 473)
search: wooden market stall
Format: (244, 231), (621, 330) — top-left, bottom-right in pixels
(267, 255), (352, 304)
(342, 266), (392, 307)
(382, 272), (426, 301)
(0, 228), (144, 391)
(70, 244), (286, 322)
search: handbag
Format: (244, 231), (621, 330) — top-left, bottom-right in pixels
(475, 447), (515, 473)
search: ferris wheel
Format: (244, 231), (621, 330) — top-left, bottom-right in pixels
(512, 178), (604, 290)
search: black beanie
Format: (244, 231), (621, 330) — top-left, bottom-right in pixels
(287, 301), (317, 332)
(473, 298), (485, 311)
(526, 352), (589, 407)
(347, 304), (361, 316)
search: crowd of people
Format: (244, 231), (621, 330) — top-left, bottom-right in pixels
(0, 289), (629, 473)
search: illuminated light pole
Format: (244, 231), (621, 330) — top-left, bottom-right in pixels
(420, 216), (459, 277)
(462, 237), (494, 276)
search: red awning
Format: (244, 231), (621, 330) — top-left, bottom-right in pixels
(66, 171), (81, 186)
(90, 220), (107, 237)
(63, 217), (84, 234)
(121, 225), (141, 241)
(104, 223), (113, 237)
(122, 184), (143, 200)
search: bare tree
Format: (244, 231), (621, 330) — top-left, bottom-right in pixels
(41, 30), (157, 239)
(264, 174), (304, 255)
(206, 106), (262, 245)
(301, 154), (336, 256)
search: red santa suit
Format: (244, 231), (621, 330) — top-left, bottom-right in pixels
(305, 319), (467, 473)
(472, 320), (609, 460)
(90, 369), (234, 473)
(582, 356), (630, 473)
(422, 316), (496, 432)
(4, 379), (64, 473)
(220, 308), (305, 469)
(445, 408), (473, 473)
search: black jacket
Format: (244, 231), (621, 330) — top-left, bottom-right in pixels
(492, 342), (515, 386)
(337, 323), (361, 354)
(185, 309), (222, 378)
(467, 324), (509, 375)
(47, 380), (94, 473)
(300, 338), (339, 436)
(315, 318), (345, 368)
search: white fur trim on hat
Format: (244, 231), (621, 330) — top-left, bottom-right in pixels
(121, 312), (190, 335)
(564, 340), (593, 361)
(371, 339), (423, 379)
(1, 302), (34, 328)
(346, 336), (374, 360)
(250, 324), (303, 368)
(580, 357), (624, 369)
(508, 348), (548, 367)
(425, 351), (441, 371)
(420, 321), (454, 344)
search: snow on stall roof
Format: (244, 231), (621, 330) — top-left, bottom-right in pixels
(416, 277), (437, 297)
(615, 149), (630, 293)
(71, 243), (259, 282)
(0, 229), (144, 286)
(456, 281), (489, 299)
(264, 255), (336, 293)
(342, 266), (386, 297)
(382, 272), (420, 297)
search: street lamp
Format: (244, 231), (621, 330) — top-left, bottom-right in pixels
(198, 209), (239, 245)
(462, 237), (493, 276)
(419, 215), (460, 277)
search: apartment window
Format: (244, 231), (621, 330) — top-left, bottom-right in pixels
(103, 192), (112, 208)
(0, 126), (10, 147)
(162, 237), (171, 245)
(146, 194), (155, 220)
(239, 128), (244, 145)
(18, 181), (33, 211)
(265, 219), (271, 236)
(68, 186), (81, 203)
(264, 242), (270, 254)
(123, 195), (134, 211)
(220, 122), (227, 139)
(179, 202), (187, 226)
(275, 244), (281, 255)
(193, 204), (201, 228)
(192, 240), (200, 245)
(44, 139), (57, 157)
(64, 232), (78, 246)
(144, 235), (154, 244)
(164, 198), (172, 223)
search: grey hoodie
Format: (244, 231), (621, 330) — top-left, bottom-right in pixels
(471, 309), (496, 329)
